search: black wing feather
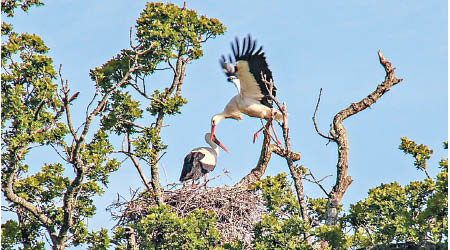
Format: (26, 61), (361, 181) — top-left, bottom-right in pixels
(180, 151), (205, 181)
(229, 35), (277, 108)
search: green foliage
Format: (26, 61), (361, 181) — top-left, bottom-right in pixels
(251, 173), (312, 249)
(1, 0), (43, 17)
(308, 198), (342, 225)
(250, 173), (300, 215)
(100, 90), (143, 134)
(147, 89), (187, 116)
(253, 213), (312, 250)
(314, 224), (350, 250)
(1, 26), (65, 151)
(399, 137), (434, 175)
(133, 127), (168, 163)
(89, 51), (133, 93)
(86, 228), (111, 250)
(15, 163), (70, 206)
(136, 2), (226, 67)
(346, 140), (448, 248)
(113, 205), (222, 249)
(1, 219), (45, 250)
(1, 1), (121, 248)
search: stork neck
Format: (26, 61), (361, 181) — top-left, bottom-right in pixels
(212, 113), (227, 125)
(231, 78), (241, 95)
(206, 137), (220, 156)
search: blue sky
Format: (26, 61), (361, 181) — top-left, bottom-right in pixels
(2, 0), (448, 247)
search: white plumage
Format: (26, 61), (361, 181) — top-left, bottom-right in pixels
(179, 133), (228, 187)
(211, 35), (282, 144)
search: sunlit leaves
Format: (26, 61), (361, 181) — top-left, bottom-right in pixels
(82, 130), (121, 186)
(251, 173), (313, 249)
(89, 51), (133, 93)
(114, 205), (222, 249)
(147, 89), (187, 116)
(346, 140), (448, 247)
(250, 173), (300, 215)
(1, 219), (45, 250)
(1, 0), (43, 17)
(133, 127), (167, 163)
(136, 2), (226, 66)
(399, 137), (434, 174)
(100, 91), (143, 134)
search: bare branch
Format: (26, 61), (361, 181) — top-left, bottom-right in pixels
(260, 74), (312, 244)
(59, 65), (79, 142)
(312, 88), (335, 141)
(324, 50), (403, 226)
(234, 129), (273, 189)
(125, 133), (153, 192)
(304, 170), (331, 197)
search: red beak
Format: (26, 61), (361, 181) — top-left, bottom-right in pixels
(212, 135), (229, 153)
(210, 124), (216, 141)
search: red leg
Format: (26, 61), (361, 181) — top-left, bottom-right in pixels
(253, 126), (265, 143)
(203, 174), (208, 189)
(270, 121), (282, 145)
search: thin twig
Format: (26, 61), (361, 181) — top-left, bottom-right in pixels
(312, 88), (335, 141)
(304, 170), (331, 197)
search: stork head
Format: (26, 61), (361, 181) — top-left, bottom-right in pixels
(227, 75), (238, 83)
(210, 113), (226, 141)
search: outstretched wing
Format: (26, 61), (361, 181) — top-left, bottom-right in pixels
(221, 35), (277, 108)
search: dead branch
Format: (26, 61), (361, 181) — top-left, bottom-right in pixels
(304, 170), (331, 197)
(258, 75), (312, 245)
(234, 129), (273, 189)
(312, 88), (334, 142)
(323, 50), (403, 225)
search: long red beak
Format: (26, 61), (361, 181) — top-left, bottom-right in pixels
(210, 124), (216, 141)
(212, 136), (229, 153)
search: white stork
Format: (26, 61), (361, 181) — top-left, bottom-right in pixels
(179, 133), (228, 187)
(210, 35), (282, 144)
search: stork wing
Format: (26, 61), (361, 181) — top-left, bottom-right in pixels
(180, 151), (205, 181)
(231, 35), (277, 108)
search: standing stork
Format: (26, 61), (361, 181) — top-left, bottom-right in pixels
(180, 133), (228, 187)
(211, 35), (282, 145)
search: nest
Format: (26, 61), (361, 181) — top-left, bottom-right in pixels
(109, 184), (265, 247)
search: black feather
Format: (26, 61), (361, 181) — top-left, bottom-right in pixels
(179, 151), (215, 182)
(233, 34), (277, 107)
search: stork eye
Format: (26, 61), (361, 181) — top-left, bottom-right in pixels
(227, 76), (236, 82)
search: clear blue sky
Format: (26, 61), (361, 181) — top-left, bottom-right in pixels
(3, 0), (448, 248)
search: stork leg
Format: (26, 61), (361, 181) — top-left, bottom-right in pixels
(203, 174), (208, 189)
(253, 121), (282, 145)
(253, 126), (265, 143)
(191, 180), (195, 188)
(270, 121), (282, 145)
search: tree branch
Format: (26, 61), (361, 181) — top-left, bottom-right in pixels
(234, 129), (274, 189)
(262, 75), (312, 245)
(324, 50), (403, 226)
(125, 133), (153, 192)
(312, 88), (335, 141)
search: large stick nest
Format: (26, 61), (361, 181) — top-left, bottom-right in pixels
(109, 185), (265, 246)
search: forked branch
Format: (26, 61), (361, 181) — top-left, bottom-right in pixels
(320, 50), (403, 225)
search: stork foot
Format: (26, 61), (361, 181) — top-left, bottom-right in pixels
(253, 132), (259, 143)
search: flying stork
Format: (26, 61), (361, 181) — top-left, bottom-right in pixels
(210, 35), (282, 144)
(179, 133), (228, 187)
